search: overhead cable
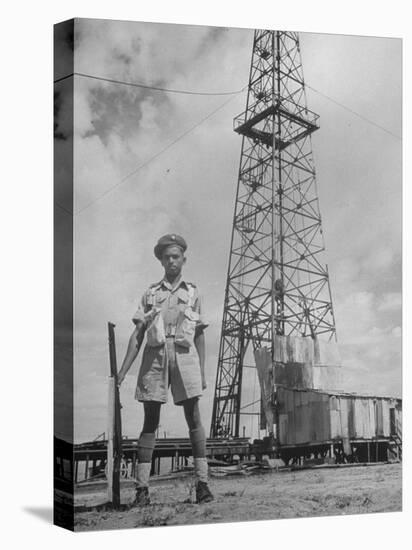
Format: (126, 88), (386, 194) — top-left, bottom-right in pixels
(54, 71), (245, 96)
(306, 83), (401, 141)
(75, 88), (246, 215)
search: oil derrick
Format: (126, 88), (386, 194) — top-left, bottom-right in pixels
(210, 30), (337, 439)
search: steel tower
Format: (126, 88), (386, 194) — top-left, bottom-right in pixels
(210, 30), (337, 439)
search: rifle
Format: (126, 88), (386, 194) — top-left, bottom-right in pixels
(107, 322), (122, 509)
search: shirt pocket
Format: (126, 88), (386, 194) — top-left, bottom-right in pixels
(154, 290), (168, 306)
(175, 308), (200, 349)
(145, 307), (166, 347)
(177, 288), (189, 305)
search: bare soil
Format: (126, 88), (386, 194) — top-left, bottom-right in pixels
(74, 463), (401, 531)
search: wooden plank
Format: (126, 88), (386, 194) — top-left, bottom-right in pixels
(85, 454), (89, 480)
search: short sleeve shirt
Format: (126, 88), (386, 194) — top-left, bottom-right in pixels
(132, 277), (208, 331)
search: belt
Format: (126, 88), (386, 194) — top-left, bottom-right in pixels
(165, 323), (176, 338)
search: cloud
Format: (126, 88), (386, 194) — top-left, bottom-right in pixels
(377, 292), (402, 313)
(65, 21), (402, 441)
(332, 285), (401, 397)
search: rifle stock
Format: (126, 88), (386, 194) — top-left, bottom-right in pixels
(107, 322), (122, 509)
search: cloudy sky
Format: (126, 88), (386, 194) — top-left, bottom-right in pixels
(55, 19), (401, 443)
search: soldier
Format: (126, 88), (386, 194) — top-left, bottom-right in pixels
(117, 234), (214, 505)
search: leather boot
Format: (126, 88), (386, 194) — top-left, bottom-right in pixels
(196, 480), (214, 504)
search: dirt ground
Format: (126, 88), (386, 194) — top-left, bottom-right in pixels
(74, 463), (401, 531)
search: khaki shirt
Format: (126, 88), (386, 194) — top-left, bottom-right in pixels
(132, 277), (208, 336)
(132, 277), (208, 403)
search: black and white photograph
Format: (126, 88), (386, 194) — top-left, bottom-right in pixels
(53, 16), (402, 532)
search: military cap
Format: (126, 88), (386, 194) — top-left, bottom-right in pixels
(154, 234), (187, 260)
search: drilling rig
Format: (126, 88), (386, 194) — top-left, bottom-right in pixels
(210, 30), (338, 443)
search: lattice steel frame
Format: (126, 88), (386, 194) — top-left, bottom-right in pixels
(210, 30), (337, 439)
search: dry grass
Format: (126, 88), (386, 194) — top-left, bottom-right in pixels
(74, 462), (402, 531)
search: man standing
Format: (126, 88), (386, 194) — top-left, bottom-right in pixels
(117, 234), (214, 505)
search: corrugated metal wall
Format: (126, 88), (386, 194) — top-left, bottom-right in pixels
(278, 388), (401, 446)
(278, 388), (331, 445)
(272, 335), (341, 366)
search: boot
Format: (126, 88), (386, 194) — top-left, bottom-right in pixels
(132, 462), (151, 507)
(196, 480), (214, 504)
(193, 457), (214, 503)
(133, 485), (150, 506)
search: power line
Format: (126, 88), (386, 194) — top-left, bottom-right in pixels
(55, 72), (401, 140)
(54, 71), (244, 96)
(75, 88), (246, 215)
(306, 83), (401, 141)
(54, 70), (400, 215)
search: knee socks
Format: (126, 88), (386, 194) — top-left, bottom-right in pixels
(189, 427), (208, 483)
(193, 457), (208, 483)
(136, 432), (155, 487)
(137, 432), (156, 462)
(136, 430), (208, 486)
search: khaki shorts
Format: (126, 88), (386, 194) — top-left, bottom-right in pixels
(135, 337), (202, 405)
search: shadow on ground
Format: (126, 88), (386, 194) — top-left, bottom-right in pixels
(23, 507), (53, 524)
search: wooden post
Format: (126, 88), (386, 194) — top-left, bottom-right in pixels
(132, 451), (136, 478)
(107, 322), (122, 509)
